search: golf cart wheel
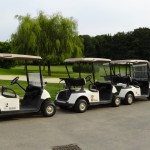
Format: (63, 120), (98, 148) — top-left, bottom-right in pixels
(147, 91), (150, 100)
(124, 93), (134, 105)
(112, 96), (121, 107)
(75, 99), (87, 113)
(147, 95), (150, 100)
(41, 102), (56, 117)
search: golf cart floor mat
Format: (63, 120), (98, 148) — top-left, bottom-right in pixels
(52, 144), (82, 150)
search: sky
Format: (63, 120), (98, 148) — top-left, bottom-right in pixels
(0, 0), (150, 41)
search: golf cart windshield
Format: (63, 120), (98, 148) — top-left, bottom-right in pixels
(28, 73), (44, 87)
(64, 58), (111, 83)
(110, 60), (149, 81)
(94, 62), (111, 82)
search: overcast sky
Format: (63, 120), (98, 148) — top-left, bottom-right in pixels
(0, 0), (150, 41)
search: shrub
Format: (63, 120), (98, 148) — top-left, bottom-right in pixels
(72, 63), (92, 73)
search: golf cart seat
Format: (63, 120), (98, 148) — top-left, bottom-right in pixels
(112, 76), (132, 85)
(60, 78), (86, 87)
(24, 85), (42, 98)
(21, 85), (43, 107)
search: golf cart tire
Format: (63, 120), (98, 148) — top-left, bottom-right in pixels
(147, 90), (150, 100)
(41, 101), (56, 117)
(147, 96), (150, 100)
(124, 93), (134, 105)
(75, 99), (88, 113)
(112, 95), (121, 107)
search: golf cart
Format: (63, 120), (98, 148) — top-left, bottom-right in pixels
(0, 53), (56, 117)
(55, 58), (121, 113)
(110, 59), (150, 104)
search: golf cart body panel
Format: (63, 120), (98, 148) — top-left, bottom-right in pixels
(56, 89), (100, 104)
(41, 89), (51, 99)
(0, 96), (20, 111)
(0, 53), (56, 117)
(110, 59), (150, 102)
(112, 85), (118, 93)
(55, 57), (121, 112)
(118, 85), (141, 98)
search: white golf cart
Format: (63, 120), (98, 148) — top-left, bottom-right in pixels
(55, 58), (121, 113)
(0, 53), (56, 117)
(110, 59), (150, 104)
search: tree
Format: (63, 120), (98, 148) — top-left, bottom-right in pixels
(11, 15), (38, 55)
(111, 32), (128, 59)
(37, 12), (83, 75)
(95, 34), (112, 58)
(131, 28), (150, 60)
(80, 35), (96, 57)
(0, 41), (15, 68)
(11, 11), (83, 75)
(81, 27), (150, 60)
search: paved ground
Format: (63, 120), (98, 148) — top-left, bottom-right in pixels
(0, 75), (61, 83)
(0, 99), (150, 150)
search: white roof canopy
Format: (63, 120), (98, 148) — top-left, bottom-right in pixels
(111, 59), (148, 65)
(0, 53), (42, 60)
(64, 58), (111, 63)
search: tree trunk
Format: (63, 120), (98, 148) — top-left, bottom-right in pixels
(47, 61), (51, 76)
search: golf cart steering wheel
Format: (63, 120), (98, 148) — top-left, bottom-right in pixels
(85, 75), (92, 83)
(11, 76), (19, 85)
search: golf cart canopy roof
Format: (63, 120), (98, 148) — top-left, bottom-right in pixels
(0, 53), (42, 60)
(111, 59), (148, 65)
(64, 58), (111, 63)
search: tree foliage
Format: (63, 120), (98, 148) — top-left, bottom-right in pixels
(11, 15), (38, 55)
(81, 27), (150, 60)
(1, 25), (150, 70)
(11, 11), (83, 75)
(0, 42), (15, 68)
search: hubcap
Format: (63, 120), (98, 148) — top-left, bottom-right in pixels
(128, 95), (133, 104)
(115, 98), (120, 105)
(79, 102), (86, 111)
(46, 105), (54, 114)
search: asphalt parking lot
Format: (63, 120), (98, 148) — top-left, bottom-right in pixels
(1, 99), (150, 150)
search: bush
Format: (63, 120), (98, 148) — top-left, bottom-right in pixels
(72, 63), (100, 73)
(72, 63), (92, 73)
(0, 60), (15, 69)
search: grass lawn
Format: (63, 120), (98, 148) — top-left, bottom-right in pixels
(0, 65), (71, 78)
(0, 80), (62, 101)
(0, 65), (88, 79)
(0, 64), (95, 78)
